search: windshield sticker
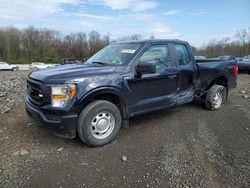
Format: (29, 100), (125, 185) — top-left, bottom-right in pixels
(121, 49), (136, 53)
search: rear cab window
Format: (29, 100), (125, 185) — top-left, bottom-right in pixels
(174, 44), (190, 65)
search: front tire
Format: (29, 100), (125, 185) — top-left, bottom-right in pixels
(205, 85), (226, 110)
(77, 100), (122, 147)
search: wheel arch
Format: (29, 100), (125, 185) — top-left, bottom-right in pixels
(206, 76), (228, 91)
(205, 76), (229, 98)
(78, 87), (129, 119)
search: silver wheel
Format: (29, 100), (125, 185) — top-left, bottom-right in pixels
(90, 111), (115, 139)
(213, 91), (223, 109)
(77, 100), (122, 146)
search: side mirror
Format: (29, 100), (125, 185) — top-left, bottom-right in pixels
(135, 63), (156, 75)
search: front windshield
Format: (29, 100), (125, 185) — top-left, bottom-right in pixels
(86, 43), (143, 66)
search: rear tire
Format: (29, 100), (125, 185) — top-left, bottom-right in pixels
(205, 85), (226, 110)
(77, 100), (122, 147)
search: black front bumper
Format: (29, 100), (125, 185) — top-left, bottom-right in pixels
(25, 99), (78, 139)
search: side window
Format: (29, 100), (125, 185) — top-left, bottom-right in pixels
(175, 44), (190, 65)
(139, 45), (173, 72)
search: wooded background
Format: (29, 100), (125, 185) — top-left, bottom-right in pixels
(194, 29), (250, 58)
(0, 26), (249, 64)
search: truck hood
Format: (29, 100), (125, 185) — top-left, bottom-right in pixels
(29, 64), (117, 84)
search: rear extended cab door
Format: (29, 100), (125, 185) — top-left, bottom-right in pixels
(170, 42), (198, 104)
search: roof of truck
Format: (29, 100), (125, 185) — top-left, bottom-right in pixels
(115, 39), (188, 44)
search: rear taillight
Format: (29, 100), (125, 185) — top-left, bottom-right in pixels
(233, 65), (238, 77)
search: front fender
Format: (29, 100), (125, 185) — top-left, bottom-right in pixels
(76, 86), (128, 109)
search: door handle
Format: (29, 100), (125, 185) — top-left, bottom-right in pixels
(167, 75), (177, 79)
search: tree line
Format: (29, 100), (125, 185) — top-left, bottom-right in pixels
(193, 28), (250, 58)
(0, 26), (112, 64)
(0, 26), (249, 64)
(0, 26), (145, 64)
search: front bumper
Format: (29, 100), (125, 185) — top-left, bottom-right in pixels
(25, 99), (78, 139)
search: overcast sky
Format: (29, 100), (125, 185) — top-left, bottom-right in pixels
(0, 0), (249, 46)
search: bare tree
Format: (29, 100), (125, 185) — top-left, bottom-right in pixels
(236, 29), (248, 56)
(150, 34), (155, 39)
(130, 34), (142, 41)
(103, 33), (110, 45)
(0, 29), (9, 60)
(118, 34), (142, 42)
(76, 32), (88, 59)
(88, 31), (105, 56)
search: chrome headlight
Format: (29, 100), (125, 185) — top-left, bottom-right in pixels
(51, 84), (76, 108)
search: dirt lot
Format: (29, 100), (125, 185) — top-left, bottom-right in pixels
(0, 71), (250, 188)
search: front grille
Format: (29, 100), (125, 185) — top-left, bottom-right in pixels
(27, 78), (43, 105)
(27, 78), (52, 106)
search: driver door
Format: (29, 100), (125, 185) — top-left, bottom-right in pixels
(129, 44), (179, 115)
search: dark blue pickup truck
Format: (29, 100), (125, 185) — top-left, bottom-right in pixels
(26, 40), (238, 146)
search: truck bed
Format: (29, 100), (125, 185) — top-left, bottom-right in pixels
(195, 59), (237, 94)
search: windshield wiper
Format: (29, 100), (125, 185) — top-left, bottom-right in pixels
(91, 61), (108, 66)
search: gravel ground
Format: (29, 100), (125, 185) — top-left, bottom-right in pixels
(0, 71), (29, 113)
(0, 71), (249, 188)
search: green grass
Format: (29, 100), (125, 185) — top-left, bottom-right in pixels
(9, 59), (31, 64)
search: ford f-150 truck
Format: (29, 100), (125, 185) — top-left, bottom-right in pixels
(26, 40), (238, 146)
